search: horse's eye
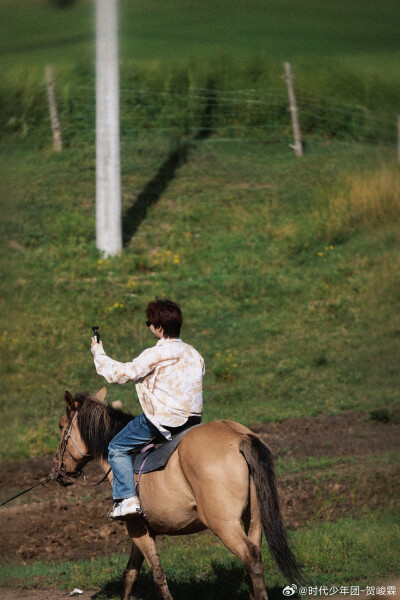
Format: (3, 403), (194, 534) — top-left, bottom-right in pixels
(59, 424), (63, 431)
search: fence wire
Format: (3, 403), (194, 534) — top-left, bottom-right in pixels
(1, 83), (398, 152)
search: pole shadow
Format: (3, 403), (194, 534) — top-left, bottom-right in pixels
(122, 86), (217, 246)
(122, 142), (190, 246)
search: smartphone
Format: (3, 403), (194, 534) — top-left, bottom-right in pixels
(92, 326), (100, 342)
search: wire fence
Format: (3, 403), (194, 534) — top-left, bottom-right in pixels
(57, 84), (398, 146)
(1, 80), (399, 154)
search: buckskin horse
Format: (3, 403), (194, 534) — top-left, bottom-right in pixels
(54, 388), (301, 600)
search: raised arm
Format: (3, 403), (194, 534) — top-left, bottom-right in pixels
(91, 338), (155, 384)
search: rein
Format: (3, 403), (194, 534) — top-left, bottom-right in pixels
(1, 408), (111, 508)
(0, 473), (55, 507)
(1, 414), (84, 508)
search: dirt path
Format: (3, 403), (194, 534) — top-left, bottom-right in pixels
(0, 412), (399, 598)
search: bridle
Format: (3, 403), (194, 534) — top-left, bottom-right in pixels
(53, 410), (111, 487)
(53, 411), (91, 483)
(63, 412), (91, 459)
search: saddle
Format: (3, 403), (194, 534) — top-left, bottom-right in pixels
(131, 423), (200, 475)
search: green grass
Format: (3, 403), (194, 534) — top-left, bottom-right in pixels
(1, 137), (399, 461)
(276, 450), (400, 480)
(1, 510), (399, 597)
(2, 0), (400, 69)
(275, 455), (356, 477)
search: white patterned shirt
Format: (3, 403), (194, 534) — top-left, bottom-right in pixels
(92, 338), (205, 438)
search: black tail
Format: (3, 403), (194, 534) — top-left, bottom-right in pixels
(240, 435), (302, 583)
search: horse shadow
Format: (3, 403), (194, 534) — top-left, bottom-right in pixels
(91, 560), (285, 599)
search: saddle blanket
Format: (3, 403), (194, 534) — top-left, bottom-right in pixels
(132, 425), (199, 474)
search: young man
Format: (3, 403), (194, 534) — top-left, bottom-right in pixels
(91, 299), (205, 519)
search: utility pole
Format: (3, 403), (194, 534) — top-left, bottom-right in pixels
(96, 0), (122, 256)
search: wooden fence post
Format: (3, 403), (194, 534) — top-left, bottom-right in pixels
(284, 62), (303, 157)
(46, 65), (62, 152)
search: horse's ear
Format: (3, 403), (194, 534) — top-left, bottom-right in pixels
(95, 386), (108, 403)
(64, 391), (76, 414)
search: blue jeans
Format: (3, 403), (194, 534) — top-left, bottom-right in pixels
(108, 413), (160, 500)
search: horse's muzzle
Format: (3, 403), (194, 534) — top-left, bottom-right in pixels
(56, 473), (74, 487)
(52, 455), (79, 486)
(53, 464), (80, 486)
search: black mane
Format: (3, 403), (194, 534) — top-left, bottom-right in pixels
(72, 392), (135, 459)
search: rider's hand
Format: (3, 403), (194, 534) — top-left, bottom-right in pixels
(91, 337), (104, 355)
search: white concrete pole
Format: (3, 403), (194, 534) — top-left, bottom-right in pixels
(96, 0), (122, 256)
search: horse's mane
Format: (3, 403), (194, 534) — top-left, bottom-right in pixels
(71, 392), (135, 460)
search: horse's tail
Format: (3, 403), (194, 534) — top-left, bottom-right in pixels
(240, 434), (302, 584)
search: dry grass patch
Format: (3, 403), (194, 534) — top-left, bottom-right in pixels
(320, 166), (400, 242)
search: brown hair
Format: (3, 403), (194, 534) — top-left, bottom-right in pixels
(145, 299), (183, 338)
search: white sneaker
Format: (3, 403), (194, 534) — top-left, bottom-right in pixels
(108, 496), (142, 519)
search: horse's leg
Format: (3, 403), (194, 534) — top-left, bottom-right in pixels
(195, 482), (268, 600)
(212, 522), (268, 600)
(121, 541), (144, 600)
(126, 519), (173, 600)
(242, 480), (266, 600)
(181, 437), (268, 600)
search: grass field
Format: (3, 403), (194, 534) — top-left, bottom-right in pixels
(1, 137), (399, 460)
(1, 0), (400, 596)
(1, 0), (400, 150)
(1, 0), (400, 116)
(2, 0), (400, 69)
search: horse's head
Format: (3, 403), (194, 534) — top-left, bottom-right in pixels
(54, 387), (108, 486)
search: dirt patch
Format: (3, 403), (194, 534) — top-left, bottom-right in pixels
(253, 412), (400, 527)
(0, 411), (399, 572)
(251, 411), (399, 458)
(0, 457), (133, 564)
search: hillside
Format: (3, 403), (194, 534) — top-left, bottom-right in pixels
(1, 135), (399, 461)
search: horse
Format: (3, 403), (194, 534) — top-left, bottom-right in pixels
(54, 387), (301, 600)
